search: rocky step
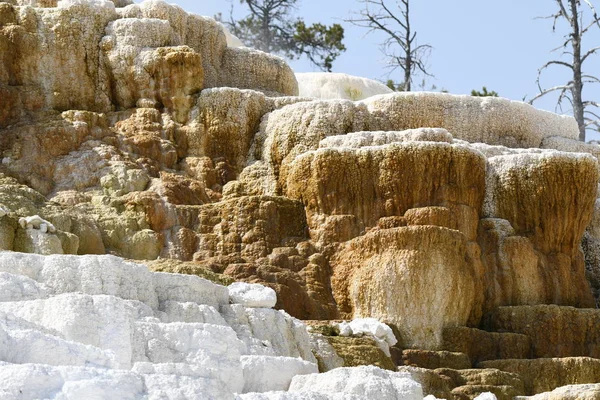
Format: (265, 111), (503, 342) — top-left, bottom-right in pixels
(327, 336), (396, 371)
(399, 349), (472, 370)
(479, 357), (600, 396)
(490, 305), (600, 358)
(398, 365), (525, 400)
(451, 384), (522, 400)
(441, 326), (531, 364)
(304, 320), (397, 371)
(514, 383), (600, 399)
(0, 252), (324, 398)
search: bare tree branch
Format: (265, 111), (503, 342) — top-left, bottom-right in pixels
(346, 0), (433, 91)
(531, 0), (600, 141)
(529, 84), (572, 103)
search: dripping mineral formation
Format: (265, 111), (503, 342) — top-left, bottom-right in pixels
(2, 0), (600, 398)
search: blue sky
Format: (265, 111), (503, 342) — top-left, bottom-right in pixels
(165, 0), (600, 140)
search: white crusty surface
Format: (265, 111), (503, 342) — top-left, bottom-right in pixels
(363, 92), (579, 146)
(0, 252), (323, 399)
(296, 72), (393, 101)
(289, 366), (424, 400)
(241, 355), (318, 393)
(319, 128), (453, 149)
(229, 282), (278, 308)
(251, 92), (579, 196)
(338, 318), (398, 347)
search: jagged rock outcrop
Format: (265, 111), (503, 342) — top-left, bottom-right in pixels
(0, 252), (321, 398)
(0, 0), (297, 128)
(4, 0), (600, 397)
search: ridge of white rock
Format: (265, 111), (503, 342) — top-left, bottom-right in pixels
(0, 251), (437, 399)
(295, 72), (393, 101)
(237, 366), (427, 400)
(338, 318), (398, 356)
(289, 366), (423, 400)
(18, 215), (56, 233)
(229, 281), (278, 308)
(0, 251), (319, 399)
(218, 21), (245, 48)
(319, 128), (454, 149)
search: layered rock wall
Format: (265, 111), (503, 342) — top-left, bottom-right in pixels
(2, 5), (600, 395)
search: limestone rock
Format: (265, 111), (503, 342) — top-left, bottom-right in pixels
(331, 226), (478, 349)
(288, 366), (423, 400)
(401, 349), (472, 370)
(252, 94), (579, 198)
(286, 141), (486, 242)
(541, 136), (600, 159)
(325, 336), (396, 371)
(452, 385), (518, 400)
(0, 251), (331, 399)
(4, 1), (600, 394)
(396, 366), (455, 399)
(145, 258), (233, 286)
(516, 384), (600, 400)
(436, 368), (525, 394)
(0, 0), (297, 131)
(14, 227), (64, 255)
(337, 318), (397, 350)
(103, 16), (203, 121)
(441, 326), (531, 364)
(308, 333), (344, 372)
(363, 93), (579, 146)
(484, 151), (597, 256)
(221, 47), (298, 96)
(240, 355), (318, 393)
(479, 357), (600, 396)
(0, 1), (118, 126)
(229, 282), (277, 308)
(490, 305), (600, 358)
(188, 88), (268, 176)
(319, 128), (454, 148)
(583, 195), (600, 304)
(480, 150), (598, 311)
(295, 72), (393, 101)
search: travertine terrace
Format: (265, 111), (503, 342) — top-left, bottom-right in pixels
(2, 0), (600, 398)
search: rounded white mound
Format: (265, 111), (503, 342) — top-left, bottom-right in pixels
(0, 252), (318, 399)
(295, 72), (393, 101)
(338, 318), (397, 347)
(218, 22), (245, 48)
(229, 282), (278, 308)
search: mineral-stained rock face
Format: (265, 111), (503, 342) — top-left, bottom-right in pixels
(490, 305), (600, 359)
(4, 0), (600, 396)
(331, 226), (478, 349)
(479, 357), (600, 396)
(0, 0), (297, 128)
(286, 141), (486, 242)
(480, 151), (598, 311)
